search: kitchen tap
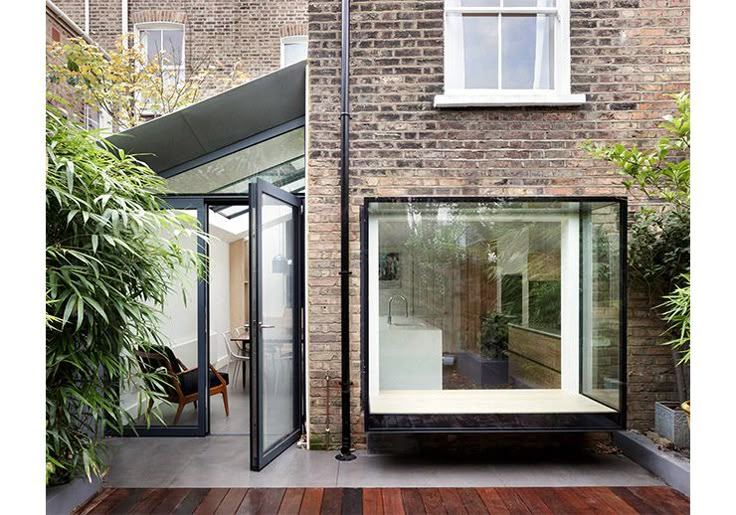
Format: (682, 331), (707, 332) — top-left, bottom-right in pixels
(388, 294), (408, 325)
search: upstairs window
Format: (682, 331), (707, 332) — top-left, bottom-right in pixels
(280, 35), (307, 68)
(137, 23), (185, 79)
(437, 0), (585, 107)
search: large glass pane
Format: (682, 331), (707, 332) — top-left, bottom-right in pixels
(501, 14), (554, 89)
(163, 30), (184, 66)
(462, 15), (499, 89)
(119, 209), (201, 427)
(260, 193), (296, 451)
(582, 203), (622, 409)
(166, 127), (305, 194)
(503, 0), (556, 7)
(368, 201), (622, 416)
(283, 41), (307, 67)
(141, 29), (162, 62)
(460, 0), (500, 6)
(208, 206), (250, 434)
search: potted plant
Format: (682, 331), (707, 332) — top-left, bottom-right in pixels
(457, 311), (510, 387)
(662, 274), (690, 430)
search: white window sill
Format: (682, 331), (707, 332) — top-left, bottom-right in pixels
(434, 92), (587, 108)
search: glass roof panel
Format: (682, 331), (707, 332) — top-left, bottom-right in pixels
(165, 127), (304, 194)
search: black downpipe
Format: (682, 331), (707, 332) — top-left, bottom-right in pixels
(336, 0), (356, 462)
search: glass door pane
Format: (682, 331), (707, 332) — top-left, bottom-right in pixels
(119, 199), (208, 435)
(250, 179), (302, 470)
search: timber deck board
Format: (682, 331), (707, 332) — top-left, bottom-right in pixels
(75, 486), (689, 514)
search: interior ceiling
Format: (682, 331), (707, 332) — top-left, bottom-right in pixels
(107, 61), (306, 175)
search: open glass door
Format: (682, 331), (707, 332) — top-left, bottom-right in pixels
(249, 179), (303, 470)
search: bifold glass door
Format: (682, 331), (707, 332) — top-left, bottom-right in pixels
(119, 198), (208, 436)
(249, 179), (303, 471)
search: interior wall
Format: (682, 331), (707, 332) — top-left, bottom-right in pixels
(209, 234), (231, 369)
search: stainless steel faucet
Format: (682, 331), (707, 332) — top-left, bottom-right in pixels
(387, 294), (408, 325)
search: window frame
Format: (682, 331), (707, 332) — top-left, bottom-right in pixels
(436, 0), (585, 107)
(359, 196), (627, 433)
(280, 35), (308, 68)
(134, 22), (186, 78)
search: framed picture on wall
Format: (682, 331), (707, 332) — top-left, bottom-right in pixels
(379, 252), (400, 284)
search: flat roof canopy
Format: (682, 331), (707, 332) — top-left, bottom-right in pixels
(107, 61), (306, 175)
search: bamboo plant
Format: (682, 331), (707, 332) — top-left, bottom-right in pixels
(46, 105), (203, 486)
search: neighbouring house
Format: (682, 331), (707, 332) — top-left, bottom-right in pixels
(51, 0), (308, 98)
(55, 0), (689, 471)
(46, 0), (104, 128)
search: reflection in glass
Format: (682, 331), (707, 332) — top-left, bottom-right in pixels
(504, 0), (556, 7)
(166, 127), (305, 194)
(120, 209), (200, 427)
(260, 194), (296, 451)
(368, 201), (623, 415)
(462, 15), (499, 89)
(582, 203), (622, 409)
(502, 15), (554, 89)
(373, 203), (564, 392)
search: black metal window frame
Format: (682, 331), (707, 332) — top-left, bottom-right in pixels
(359, 196), (628, 433)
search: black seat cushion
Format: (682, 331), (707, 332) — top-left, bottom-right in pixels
(178, 369), (230, 396)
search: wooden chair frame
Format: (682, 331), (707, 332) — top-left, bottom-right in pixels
(138, 350), (230, 425)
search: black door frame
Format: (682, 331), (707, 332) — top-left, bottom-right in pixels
(249, 179), (304, 471)
(122, 193), (305, 446)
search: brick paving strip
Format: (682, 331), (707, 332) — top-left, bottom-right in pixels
(75, 486), (689, 514)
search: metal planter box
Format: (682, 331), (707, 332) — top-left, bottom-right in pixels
(655, 401), (690, 447)
(456, 351), (509, 387)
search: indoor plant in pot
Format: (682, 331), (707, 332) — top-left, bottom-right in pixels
(457, 312), (510, 387)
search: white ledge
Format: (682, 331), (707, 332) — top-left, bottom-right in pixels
(434, 92), (587, 108)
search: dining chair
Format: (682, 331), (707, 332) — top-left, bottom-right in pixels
(224, 331), (250, 390)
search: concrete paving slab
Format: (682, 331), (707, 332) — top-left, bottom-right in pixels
(102, 437), (666, 490)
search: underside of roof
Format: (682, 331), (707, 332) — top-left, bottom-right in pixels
(107, 60), (306, 175)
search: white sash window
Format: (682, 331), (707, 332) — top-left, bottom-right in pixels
(437, 0), (586, 107)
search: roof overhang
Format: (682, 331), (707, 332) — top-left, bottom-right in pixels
(107, 60), (306, 175)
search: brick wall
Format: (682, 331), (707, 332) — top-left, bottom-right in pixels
(53, 0), (308, 98)
(53, 1), (85, 29)
(46, 5), (88, 124)
(306, 0), (689, 449)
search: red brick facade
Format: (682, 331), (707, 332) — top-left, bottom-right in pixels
(52, 0), (308, 96)
(46, 2), (94, 124)
(305, 0), (689, 448)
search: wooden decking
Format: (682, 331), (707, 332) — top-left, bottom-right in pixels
(77, 486), (689, 514)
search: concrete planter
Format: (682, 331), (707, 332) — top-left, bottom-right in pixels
(655, 401), (690, 447)
(456, 351), (508, 387)
(46, 475), (101, 515)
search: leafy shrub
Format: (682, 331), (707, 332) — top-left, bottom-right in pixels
(46, 106), (202, 485)
(480, 312), (511, 360)
(583, 92), (690, 395)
